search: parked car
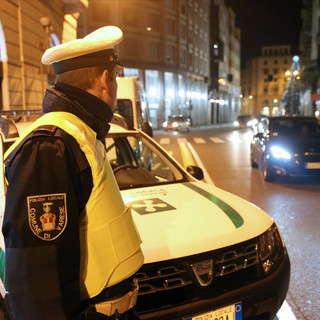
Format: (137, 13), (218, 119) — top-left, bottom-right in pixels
(163, 115), (191, 132)
(233, 115), (255, 129)
(0, 114), (290, 320)
(250, 116), (320, 182)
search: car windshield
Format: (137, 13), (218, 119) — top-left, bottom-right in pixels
(238, 115), (253, 122)
(105, 133), (187, 189)
(270, 119), (320, 137)
(168, 116), (189, 123)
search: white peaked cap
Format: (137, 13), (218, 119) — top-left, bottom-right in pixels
(41, 26), (123, 74)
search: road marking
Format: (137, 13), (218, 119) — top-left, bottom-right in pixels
(186, 142), (215, 185)
(193, 137), (206, 144)
(159, 138), (170, 145)
(227, 136), (242, 143)
(177, 138), (188, 144)
(210, 137), (224, 143)
(277, 300), (297, 320)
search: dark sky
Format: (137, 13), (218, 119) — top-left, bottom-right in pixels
(225, 0), (303, 61)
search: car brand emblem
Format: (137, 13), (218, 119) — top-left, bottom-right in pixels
(190, 259), (213, 287)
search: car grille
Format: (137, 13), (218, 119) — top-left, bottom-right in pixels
(134, 237), (262, 315)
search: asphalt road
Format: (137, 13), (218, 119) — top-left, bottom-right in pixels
(153, 125), (320, 320)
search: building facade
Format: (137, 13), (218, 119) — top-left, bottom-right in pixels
(78, 0), (211, 129)
(209, 0), (241, 124)
(0, 0), (87, 112)
(241, 45), (293, 116)
(299, 0), (320, 117)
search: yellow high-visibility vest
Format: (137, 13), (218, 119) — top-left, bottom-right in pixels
(5, 112), (144, 300)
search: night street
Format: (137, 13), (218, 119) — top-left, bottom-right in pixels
(154, 125), (320, 320)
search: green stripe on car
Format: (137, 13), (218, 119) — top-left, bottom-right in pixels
(184, 183), (244, 228)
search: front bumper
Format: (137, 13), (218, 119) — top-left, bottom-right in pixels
(139, 251), (290, 320)
(270, 161), (320, 177)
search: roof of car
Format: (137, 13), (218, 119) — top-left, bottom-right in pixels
(268, 116), (318, 121)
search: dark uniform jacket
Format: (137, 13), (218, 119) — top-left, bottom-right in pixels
(3, 83), (129, 320)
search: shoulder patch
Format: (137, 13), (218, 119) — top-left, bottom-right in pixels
(27, 193), (67, 241)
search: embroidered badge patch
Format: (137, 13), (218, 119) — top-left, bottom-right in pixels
(27, 193), (67, 241)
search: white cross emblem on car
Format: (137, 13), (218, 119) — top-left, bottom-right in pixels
(130, 198), (176, 215)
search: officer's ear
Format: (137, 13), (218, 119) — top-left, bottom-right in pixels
(100, 69), (109, 91)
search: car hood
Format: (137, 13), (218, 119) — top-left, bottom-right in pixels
(269, 136), (320, 153)
(121, 181), (273, 263)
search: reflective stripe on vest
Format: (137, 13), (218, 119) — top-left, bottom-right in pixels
(5, 112), (144, 299)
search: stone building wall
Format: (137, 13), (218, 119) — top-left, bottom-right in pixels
(0, 0), (85, 111)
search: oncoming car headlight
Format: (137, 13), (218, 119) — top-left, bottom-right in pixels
(172, 121), (179, 128)
(259, 224), (285, 274)
(270, 146), (291, 159)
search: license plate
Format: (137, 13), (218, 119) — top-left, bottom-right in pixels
(305, 162), (320, 169)
(186, 302), (242, 320)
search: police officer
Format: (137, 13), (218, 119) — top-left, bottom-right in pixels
(3, 26), (144, 320)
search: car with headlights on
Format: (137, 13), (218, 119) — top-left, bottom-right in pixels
(163, 115), (191, 132)
(0, 114), (290, 320)
(233, 115), (255, 129)
(250, 116), (320, 182)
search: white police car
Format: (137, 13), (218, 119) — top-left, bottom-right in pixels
(107, 116), (290, 320)
(0, 114), (290, 320)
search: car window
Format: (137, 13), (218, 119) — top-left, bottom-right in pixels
(135, 101), (144, 129)
(105, 134), (185, 189)
(115, 99), (133, 127)
(270, 119), (320, 137)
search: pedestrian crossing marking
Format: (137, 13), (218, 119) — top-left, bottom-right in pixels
(159, 138), (170, 145)
(193, 137), (206, 144)
(177, 138), (188, 144)
(158, 136), (247, 145)
(210, 137), (224, 143)
(227, 136), (243, 143)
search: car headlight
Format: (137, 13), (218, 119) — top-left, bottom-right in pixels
(270, 146), (291, 159)
(233, 121), (239, 126)
(162, 121), (167, 127)
(247, 120), (254, 127)
(259, 223), (285, 274)
(172, 122), (178, 128)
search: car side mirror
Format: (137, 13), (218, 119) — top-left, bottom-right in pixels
(142, 121), (153, 137)
(186, 165), (204, 180)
